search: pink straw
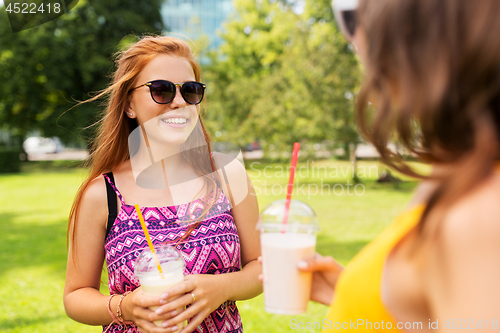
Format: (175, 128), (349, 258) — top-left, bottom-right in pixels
(282, 142), (300, 233)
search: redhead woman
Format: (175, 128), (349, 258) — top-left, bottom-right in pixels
(63, 36), (262, 333)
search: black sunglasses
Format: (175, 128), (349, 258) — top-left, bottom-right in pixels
(132, 80), (206, 105)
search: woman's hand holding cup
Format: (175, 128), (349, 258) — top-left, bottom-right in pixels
(297, 253), (344, 305)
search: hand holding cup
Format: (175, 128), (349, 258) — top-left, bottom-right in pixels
(297, 253), (344, 305)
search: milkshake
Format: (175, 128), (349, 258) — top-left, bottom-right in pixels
(257, 199), (319, 314)
(134, 245), (186, 329)
(261, 233), (316, 314)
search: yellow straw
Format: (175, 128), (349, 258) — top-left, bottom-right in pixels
(135, 204), (164, 278)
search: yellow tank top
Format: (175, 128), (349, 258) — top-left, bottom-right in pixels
(323, 204), (426, 332)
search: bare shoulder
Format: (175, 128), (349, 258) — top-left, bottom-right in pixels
(77, 174), (108, 230)
(212, 152), (248, 183)
(428, 173), (500, 279)
(82, 175), (108, 207)
(424, 173), (500, 319)
(440, 172), (500, 247)
(212, 152), (246, 170)
(212, 151), (254, 208)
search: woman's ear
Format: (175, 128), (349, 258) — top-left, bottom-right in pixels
(125, 101), (135, 118)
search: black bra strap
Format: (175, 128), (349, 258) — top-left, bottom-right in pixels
(104, 172), (117, 240)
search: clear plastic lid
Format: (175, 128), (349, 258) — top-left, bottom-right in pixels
(134, 244), (185, 279)
(257, 199), (319, 233)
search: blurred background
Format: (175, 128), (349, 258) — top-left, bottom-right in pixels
(0, 0), (421, 332)
(0, 0), (362, 162)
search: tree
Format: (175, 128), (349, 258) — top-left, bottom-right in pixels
(0, 0), (164, 145)
(203, 0), (361, 158)
(202, 0), (298, 146)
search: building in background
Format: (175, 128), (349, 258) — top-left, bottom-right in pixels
(162, 0), (233, 51)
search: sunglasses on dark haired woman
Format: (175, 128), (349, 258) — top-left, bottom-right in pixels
(132, 80), (206, 105)
(332, 0), (359, 41)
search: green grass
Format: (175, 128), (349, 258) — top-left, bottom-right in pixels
(0, 167), (95, 333)
(0, 160), (419, 332)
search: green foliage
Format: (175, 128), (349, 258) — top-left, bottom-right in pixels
(0, 0), (164, 144)
(0, 148), (23, 173)
(203, 0), (361, 156)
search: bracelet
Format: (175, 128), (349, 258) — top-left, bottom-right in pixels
(116, 291), (135, 325)
(106, 294), (121, 325)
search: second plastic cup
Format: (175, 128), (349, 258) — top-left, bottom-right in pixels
(257, 199), (319, 314)
(134, 244), (185, 329)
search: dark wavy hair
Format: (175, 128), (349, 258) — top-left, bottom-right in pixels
(356, 0), (500, 235)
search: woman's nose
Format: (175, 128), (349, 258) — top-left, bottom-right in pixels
(169, 84), (187, 109)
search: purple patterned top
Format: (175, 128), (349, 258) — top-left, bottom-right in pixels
(102, 174), (243, 333)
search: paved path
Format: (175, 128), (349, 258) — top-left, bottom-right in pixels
(26, 144), (395, 161)
(27, 150), (89, 161)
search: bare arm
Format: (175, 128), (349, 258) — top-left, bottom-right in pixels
(218, 167), (262, 302)
(215, 152), (262, 301)
(63, 175), (115, 325)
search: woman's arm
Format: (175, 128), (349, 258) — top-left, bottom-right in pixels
(63, 176), (172, 333)
(152, 154), (262, 332)
(63, 175), (115, 325)
(219, 153), (262, 301)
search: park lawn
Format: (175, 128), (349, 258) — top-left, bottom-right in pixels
(0, 159), (420, 332)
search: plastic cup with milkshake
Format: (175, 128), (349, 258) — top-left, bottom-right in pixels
(134, 244), (186, 329)
(258, 199), (319, 314)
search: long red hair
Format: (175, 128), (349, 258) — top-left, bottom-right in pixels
(68, 35), (218, 249)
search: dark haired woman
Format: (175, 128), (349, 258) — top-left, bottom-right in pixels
(299, 0), (500, 330)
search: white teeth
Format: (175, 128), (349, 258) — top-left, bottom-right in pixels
(162, 118), (187, 124)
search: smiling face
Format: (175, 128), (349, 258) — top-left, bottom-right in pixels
(128, 54), (200, 148)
